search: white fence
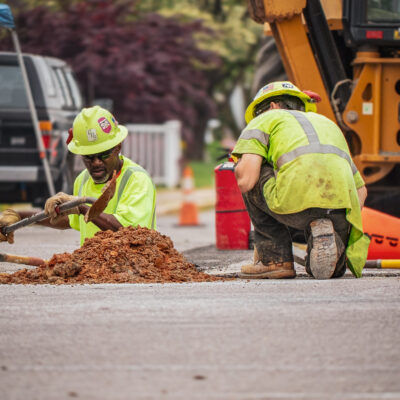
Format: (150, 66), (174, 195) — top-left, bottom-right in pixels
(123, 120), (182, 188)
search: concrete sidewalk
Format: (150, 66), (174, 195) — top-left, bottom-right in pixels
(156, 187), (215, 216)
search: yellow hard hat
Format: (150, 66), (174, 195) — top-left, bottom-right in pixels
(68, 106), (128, 155)
(245, 81), (317, 123)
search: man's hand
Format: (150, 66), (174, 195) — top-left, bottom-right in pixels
(0, 209), (21, 244)
(44, 192), (80, 224)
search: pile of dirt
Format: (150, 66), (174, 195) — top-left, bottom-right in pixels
(0, 226), (226, 284)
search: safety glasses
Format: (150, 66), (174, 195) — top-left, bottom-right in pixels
(82, 147), (115, 162)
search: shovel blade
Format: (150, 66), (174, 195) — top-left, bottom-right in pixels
(84, 171), (117, 223)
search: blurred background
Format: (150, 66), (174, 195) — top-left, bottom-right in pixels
(0, 0), (265, 196)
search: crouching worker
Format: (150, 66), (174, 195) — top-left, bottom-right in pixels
(0, 106), (156, 245)
(232, 81), (370, 280)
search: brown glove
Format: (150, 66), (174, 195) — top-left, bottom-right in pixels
(0, 209), (21, 244)
(44, 192), (80, 224)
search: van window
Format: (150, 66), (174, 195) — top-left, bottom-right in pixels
(54, 67), (73, 108)
(36, 57), (57, 97)
(65, 70), (83, 109)
(0, 65), (28, 108)
(48, 66), (65, 107)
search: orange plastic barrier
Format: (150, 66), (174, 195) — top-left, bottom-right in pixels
(178, 166), (199, 226)
(362, 207), (400, 260)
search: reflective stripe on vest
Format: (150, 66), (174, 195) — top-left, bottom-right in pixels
(114, 166), (156, 230)
(239, 128), (269, 146)
(78, 170), (90, 197)
(78, 167), (156, 229)
(276, 110), (358, 175)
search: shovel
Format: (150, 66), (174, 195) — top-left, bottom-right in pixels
(0, 172), (117, 267)
(1, 170), (117, 236)
(0, 252), (46, 267)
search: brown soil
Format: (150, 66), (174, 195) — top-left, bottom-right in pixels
(0, 226), (227, 285)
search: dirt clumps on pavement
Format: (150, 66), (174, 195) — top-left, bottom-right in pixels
(0, 226), (225, 284)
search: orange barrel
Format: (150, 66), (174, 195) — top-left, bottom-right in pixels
(215, 162), (251, 249)
(362, 207), (400, 259)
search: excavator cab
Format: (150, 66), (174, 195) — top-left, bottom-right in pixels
(343, 0), (400, 49)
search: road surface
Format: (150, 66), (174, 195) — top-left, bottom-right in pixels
(0, 211), (399, 399)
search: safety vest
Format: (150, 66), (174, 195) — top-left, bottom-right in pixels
(232, 109), (370, 277)
(69, 156), (156, 244)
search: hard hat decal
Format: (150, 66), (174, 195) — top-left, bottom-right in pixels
(98, 117), (111, 133)
(87, 128), (98, 142)
(260, 83), (274, 94)
(282, 83), (294, 88)
(111, 116), (118, 126)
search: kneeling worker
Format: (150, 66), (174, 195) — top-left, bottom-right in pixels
(232, 81), (370, 279)
(0, 106), (156, 245)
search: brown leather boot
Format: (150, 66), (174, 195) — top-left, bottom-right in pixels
(239, 260), (296, 279)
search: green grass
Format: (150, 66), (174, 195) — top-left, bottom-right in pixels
(189, 160), (217, 188)
(188, 141), (230, 188)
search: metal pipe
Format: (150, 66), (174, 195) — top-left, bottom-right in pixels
(10, 29), (55, 196)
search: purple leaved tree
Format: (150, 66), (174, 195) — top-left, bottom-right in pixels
(0, 0), (221, 159)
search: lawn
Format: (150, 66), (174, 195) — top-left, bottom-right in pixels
(189, 141), (231, 188)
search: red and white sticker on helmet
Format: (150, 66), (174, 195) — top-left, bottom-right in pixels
(87, 128), (97, 142)
(260, 83), (274, 94)
(98, 117), (112, 133)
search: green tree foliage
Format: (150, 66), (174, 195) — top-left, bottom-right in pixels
(138, 0), (263, 136)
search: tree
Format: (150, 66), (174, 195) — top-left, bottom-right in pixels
(143, 0), (263, 136)
(0, 0), (222, 158)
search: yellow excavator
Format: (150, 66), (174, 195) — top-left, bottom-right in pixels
(247, 0), (400, 216)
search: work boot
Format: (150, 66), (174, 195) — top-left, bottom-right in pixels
(308, 218), (339, 280)
(239, 257), (296, 279)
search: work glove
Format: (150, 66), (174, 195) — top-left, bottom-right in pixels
(44, 192), (80, 224)
(0, 209), (21, 244)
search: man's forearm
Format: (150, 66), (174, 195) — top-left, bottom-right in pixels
(234, 154), (263, 193)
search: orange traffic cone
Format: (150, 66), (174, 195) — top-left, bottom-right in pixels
(362, 207), (400, 259)
(179, 166), (199, 226)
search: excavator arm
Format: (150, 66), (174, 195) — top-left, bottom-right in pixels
(247, 0), (400, 216)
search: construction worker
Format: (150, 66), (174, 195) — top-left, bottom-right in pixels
(232, 81), (370, 280)
(0, 106), (156, 245)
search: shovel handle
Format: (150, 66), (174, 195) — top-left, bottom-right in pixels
(2, 197), (97, 235)
(0, 252), (46, 266)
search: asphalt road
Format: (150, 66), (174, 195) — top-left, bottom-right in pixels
(0, 211), (399, 399)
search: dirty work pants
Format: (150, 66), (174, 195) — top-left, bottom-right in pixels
(242, 164), (350, 278)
